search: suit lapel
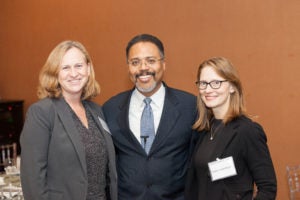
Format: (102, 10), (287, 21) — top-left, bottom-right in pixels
(117, 92), (144, 151)
(53, 98), (87, 175)
(211, 121), (239, 159)
(150, 87), (180, 153)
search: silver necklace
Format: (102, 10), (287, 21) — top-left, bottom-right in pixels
(210, 122), (222, 140)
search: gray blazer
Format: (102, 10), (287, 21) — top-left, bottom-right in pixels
(20, 98), (117, 200)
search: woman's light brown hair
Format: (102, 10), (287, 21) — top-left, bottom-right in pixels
(37, 40), (100, 100)
(193, 57), (246, 131)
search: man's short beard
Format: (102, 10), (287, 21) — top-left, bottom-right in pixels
(136, 81), (157, 93)
(134, 71), (157, 93)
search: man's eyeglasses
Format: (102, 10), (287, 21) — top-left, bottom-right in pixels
(128, 57), (164, 67)
(195, 80), (228, 90)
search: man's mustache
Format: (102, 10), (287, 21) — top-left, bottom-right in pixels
(135, 71), (156, 79)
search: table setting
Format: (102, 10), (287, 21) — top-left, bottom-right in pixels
(0, 164), (23, 199)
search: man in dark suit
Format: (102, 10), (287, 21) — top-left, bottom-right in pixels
(103, 34), (197, 200)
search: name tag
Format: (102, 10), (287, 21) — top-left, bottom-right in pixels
(98, 117), (111, 134)
(208, 156), (237, 182)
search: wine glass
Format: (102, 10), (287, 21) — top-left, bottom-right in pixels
(0, 167), (8, 200)
(0, 176), (7, 200)
(0, 189), (7, 200)
(4, 158), (13, 200)
(11, 190), (23, 200)
(4, 158), (20, 200)
(10, 179), (22, 200)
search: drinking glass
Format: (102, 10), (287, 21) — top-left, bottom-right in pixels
(0, 172), (7, 199)
(0, 182), (7, 200)
(4, 158), (20, 200)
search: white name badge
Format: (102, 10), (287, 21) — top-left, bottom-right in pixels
(98, 117), (111, 134)
(208, 156), (237, 182)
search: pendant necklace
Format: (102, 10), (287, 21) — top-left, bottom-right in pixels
(210, 121), (222, 140)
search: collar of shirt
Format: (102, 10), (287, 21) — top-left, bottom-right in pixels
(129, 84), (166, 142)
(133, 84), (165, 111)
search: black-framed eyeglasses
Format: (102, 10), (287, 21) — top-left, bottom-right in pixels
(128, 57), (164, 67)
(195, 80), (228, 90)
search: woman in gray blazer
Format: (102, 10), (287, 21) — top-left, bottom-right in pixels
(185, 57), (276, 199)
(20, 40), (117, 200)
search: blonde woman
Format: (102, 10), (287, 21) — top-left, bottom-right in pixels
(20, 41), (117, 200)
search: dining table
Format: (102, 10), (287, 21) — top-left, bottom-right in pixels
(0, 170), (23, 199)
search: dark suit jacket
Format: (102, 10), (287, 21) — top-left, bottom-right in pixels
(103, 84), (197, 200)
(20, 98), (117, 200)
(185, 115), (277, 200)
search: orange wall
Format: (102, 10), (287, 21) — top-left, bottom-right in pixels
(1, 0), (299, 199)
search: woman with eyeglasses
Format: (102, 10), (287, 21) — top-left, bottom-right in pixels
(185, 57), (277, 200)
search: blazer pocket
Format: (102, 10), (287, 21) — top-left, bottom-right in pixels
(223, 184), (253, 200)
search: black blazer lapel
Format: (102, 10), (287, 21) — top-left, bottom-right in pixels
(53, 98), (87, 175)
(117, 92), (144, 151)
(211, 122), (238, 160)
(150, 87), (180, 153)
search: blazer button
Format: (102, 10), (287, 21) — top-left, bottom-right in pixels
(235, 194), (241, 199)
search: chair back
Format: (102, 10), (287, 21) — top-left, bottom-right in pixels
(287, 165), (300, 200)
(0, 143), (17, 170)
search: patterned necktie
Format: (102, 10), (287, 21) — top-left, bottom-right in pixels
(140, 97), (155, 154)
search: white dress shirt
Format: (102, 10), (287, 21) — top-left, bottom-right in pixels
(129, 84), (165, 143)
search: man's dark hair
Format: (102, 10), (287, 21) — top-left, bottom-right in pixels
(126, 34), (164, 59)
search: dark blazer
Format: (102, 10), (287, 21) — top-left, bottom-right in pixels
(185, 116), (277, 200)
(103, 84), (197, 200)
(20, 98), (117, 200)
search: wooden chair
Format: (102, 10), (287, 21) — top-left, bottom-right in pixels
(287, 165), (300, 200)
(0, 143), (17, 170)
